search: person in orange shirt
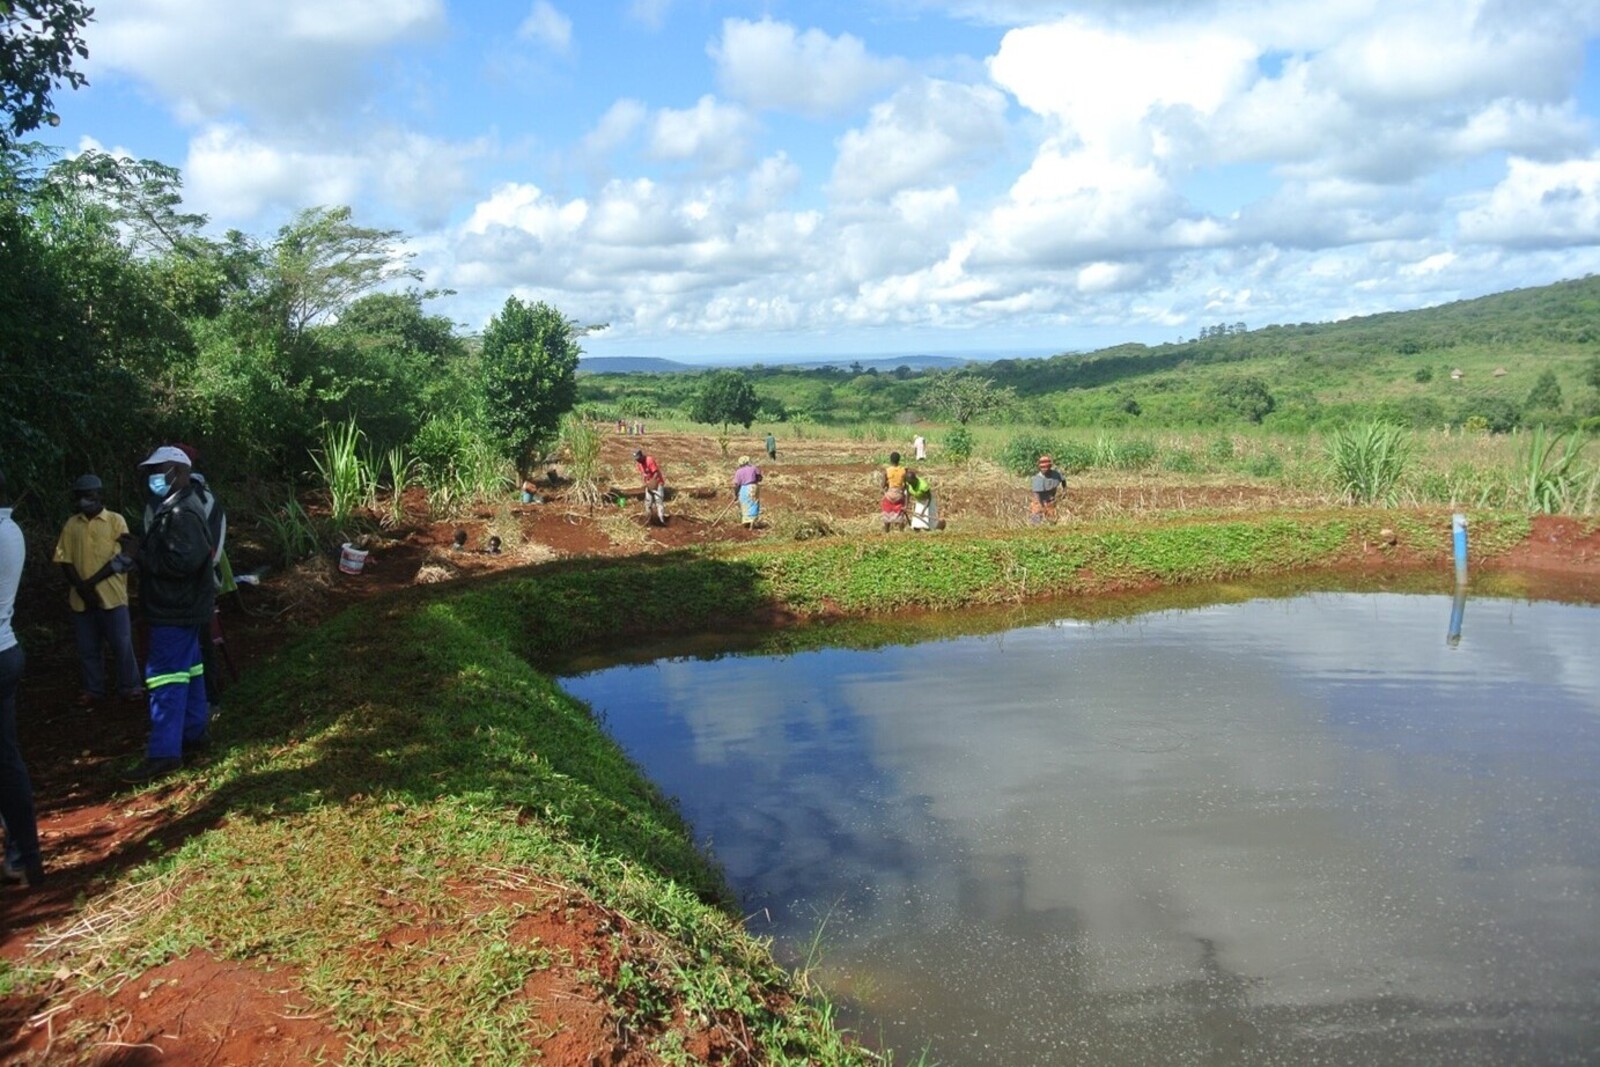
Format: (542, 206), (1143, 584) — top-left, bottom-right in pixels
(53, 474), (141, 707)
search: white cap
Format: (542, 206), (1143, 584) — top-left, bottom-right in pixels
(139, 445), (192, 468)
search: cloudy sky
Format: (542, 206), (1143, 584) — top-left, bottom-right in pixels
(47, 0), (1600, 362)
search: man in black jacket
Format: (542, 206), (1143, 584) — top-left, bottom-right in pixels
(125, 447), (216, 782)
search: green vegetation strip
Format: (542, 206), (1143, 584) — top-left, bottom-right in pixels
(13, 512), (1526, 1065)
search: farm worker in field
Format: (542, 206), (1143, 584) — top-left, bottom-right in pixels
(1029, 454), (1065, 525)
(766, 432), (777, 461)
(733, 456), (763, 528)
(125, 446), (215, 782)
(635, 449), (667, 525)
(913, 434), (926, 461)
(53, 474), (142, 708)
(906, 470), (938, 532)
(1, 468), (46, 888)
(881, 451), (908, 532)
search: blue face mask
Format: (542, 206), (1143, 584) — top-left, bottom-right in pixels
(148, 472), (170, 497)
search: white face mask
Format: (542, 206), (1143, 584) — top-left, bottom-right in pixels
(148, 472), (170, 497)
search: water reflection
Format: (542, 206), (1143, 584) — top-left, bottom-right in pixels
(1448, 583), (1467, 647)
(562, 592), (1600, 1065)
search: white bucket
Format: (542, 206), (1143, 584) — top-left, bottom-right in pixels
(338, 543), (369, 575)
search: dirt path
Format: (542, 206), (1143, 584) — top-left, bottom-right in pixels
(3, 431), (1598, 1064)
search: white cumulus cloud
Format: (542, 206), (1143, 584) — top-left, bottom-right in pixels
(1458, 155), (1600, 248)
(649, 95), (757, 173)
(517, 1), (572, 53)
(88, 0), (446, 127)
(831, 79), (1009, 201)
(711, 18), (909, 117)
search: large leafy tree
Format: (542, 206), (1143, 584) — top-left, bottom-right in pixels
(1211, 376), (1276, 424)
(1525, 368), (1563, 412)
(321, 290), (475, 450)
(0, 0), (92, 147)
(480, 297), (581, 470)
(920, 371), (1015, 425)
(268, 205), (422, 341)
(689, 370), (760, 432)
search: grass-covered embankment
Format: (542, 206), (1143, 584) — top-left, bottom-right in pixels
(13, 510), (1527, 1064)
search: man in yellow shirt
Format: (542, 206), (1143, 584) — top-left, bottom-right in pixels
(52, 475), (141, 707)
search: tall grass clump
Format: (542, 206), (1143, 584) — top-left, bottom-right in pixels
(558, 412), (607, 508)
(311, 418), (376, 536)
(1518, 427), (1591, 514)
(259, 495), (322, 566)
(382, 445), (416, 527)
(1326, 422), (1413, 505)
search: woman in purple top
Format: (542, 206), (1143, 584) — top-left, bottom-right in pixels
(732, 456), (763, 528)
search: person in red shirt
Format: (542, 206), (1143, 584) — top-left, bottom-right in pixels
(634, 450), (666, 525)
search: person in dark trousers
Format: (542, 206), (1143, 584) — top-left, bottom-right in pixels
(125, 446), (216, 782)
(54, 474), (143, 707)
(634, 449), (666, 525)
(0, 470), (45, 888)
(765, 432), (777, 461)
(1029, 454), (1066, 524)
(166, 444), (231, 705)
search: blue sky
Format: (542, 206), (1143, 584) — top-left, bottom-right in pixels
(43, 1), (1600, 362)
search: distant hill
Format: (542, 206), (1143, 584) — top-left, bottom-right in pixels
(579, 353), (979, 375)
(579, 357), (708, 375)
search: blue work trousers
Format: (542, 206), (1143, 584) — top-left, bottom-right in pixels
(0, 644), (39, 868)
(73, 604), (142, 698)
(145, 624), (208, 759)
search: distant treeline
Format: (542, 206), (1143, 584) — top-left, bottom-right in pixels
(580, 277), (1600, 434)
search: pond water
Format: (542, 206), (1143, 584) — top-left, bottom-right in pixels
(560, 589), (1600, 1065)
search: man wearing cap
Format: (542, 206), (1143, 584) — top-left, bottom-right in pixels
(52, 474), (142, 708)
(126, 446), (215, 781)
(1029, 454), (1066, 524)
(634, 449), (666, 525)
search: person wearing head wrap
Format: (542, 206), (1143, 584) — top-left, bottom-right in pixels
(1029, 454), (1066, 524)
(124, 446), (216, 782)
(52, 473), (142, 707)
(732, 455), (763, 528)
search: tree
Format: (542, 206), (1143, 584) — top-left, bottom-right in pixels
(0, 0), (92, 147)
(690, 370), (759, 432)
(1211, 376), (1276, 423)
(920, 372), (1016, 425)
(480, 297), (581, 470)
(1583, 354), (1600, 392)
(269, 206), (421, 340)
(1525, 369), (1563, 412)
(48, 149), (208, 256)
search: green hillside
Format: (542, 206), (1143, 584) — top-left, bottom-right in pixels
(579, 276), (1600, 433)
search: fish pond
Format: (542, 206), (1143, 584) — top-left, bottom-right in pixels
(560, 580), (1600, 1065)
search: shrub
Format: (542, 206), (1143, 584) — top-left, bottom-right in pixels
(944, 425), (974, 462)
(996, 433), (1058, 474)
(1054, 441), (1095, 473)
(1207, 436), (1236, 463)
(1113, 438), (1158, 470)
(1244, 452), (1283, 478)
(1162, 449), (1200, 473)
